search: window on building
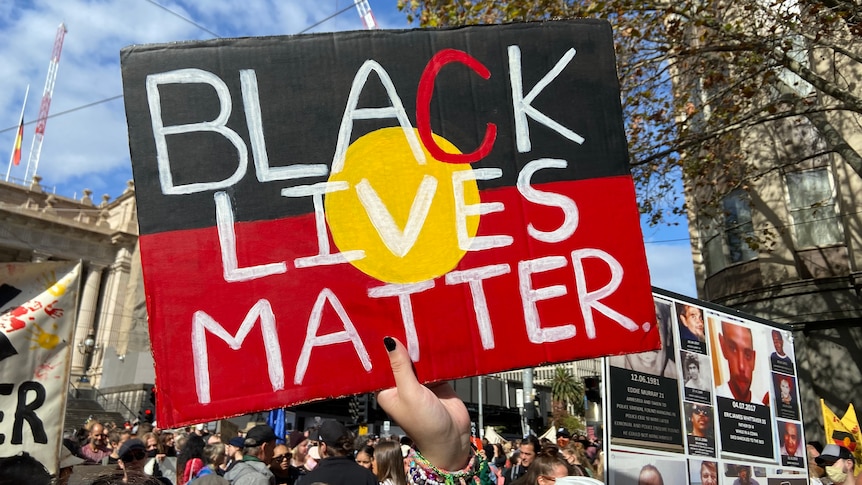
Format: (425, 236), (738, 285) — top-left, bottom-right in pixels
(700, 190), (758, 276)
(785, 168), (842, 248)
(723, 190), (758, 264)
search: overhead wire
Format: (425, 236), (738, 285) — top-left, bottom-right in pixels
(1, 0), (363, 134)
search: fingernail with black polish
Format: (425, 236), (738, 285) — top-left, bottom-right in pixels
(384, 336), (396, 352)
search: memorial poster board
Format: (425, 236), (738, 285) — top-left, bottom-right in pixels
(607, 290), (808, 484)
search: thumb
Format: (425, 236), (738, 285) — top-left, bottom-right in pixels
(382, 336), (422, 395)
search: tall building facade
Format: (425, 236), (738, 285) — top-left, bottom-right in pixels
(683, 14), (862, 440)
(0, 177), (153, 420)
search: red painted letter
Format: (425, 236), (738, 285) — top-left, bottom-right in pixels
(417, 49), (496, 164)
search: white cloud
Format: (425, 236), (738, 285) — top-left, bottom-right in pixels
(1, 0), (407, 198)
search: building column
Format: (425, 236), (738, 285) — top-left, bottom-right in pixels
(70, 265), (104, 379)
(90, 244), (133, 387)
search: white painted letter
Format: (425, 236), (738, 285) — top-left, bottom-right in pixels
(331, 60), (424, 174)
(453, 168), (513, 251)
(192, 299), (284, 403)
(146, 69), (248, 195)
(445, 264), (511, 349)
(518, 256), (576, 343)
(570, 248), (638, 338)
(368, 280), (435, 362)
(282, 182), (365, 267)
(508, 46), (584, 153)
(215, 191), (287, 282)
(240, 70), (329, 182)
(517, 159), (579, 242)
(295, 289), (372, 384)
(356, 175), (437, 257)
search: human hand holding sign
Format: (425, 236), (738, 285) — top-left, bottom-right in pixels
(376, 336), (472, 472)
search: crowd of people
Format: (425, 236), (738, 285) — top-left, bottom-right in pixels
(0, 412), (603, 485)
(1, 336), (859, 485)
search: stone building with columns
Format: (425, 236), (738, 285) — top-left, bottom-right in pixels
(0, 176), (152, 422)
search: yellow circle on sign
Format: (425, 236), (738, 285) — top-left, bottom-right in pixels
(325, 127), (480, 284)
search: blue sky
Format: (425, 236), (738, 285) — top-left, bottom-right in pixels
(0, 0), (696, 296)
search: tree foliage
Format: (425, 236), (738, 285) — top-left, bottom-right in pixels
(398, 0), (862, 226)
(548, 366), (584, 422)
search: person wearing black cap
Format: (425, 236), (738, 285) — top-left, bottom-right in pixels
(118, 438), (172, 484)
(225, 424), (278, 485)
(815, 444), (856, 485)
(296, 420), (376, 485)
(223, 436), (246, 474)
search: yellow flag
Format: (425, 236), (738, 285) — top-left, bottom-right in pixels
(822, 400), (862, 474)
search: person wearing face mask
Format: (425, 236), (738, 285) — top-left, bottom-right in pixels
(815, 444), (856, 485)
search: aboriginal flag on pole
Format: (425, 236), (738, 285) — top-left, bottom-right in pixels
(822, 400), (862, 474)
(121, 20), (660, 427)
(11, 111), (24, 166)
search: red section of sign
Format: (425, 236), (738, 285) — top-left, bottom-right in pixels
(141, 176), (657, 427)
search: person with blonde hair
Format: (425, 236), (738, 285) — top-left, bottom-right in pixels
(561, 442), (594, 477)
(374, 440), (407, 485)
(517, 447), (571, 485)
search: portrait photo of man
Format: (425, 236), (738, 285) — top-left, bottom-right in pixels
(714, 320), (769, 405)
(769, 329), (795, 375)
(677, 303), (705, 343)
(779, 421), (805, 462)
(688, 460), (717, 485)
(686, 403), (714, 439)
(682, 352), (712, 392)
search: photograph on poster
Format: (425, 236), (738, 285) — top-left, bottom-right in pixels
(610, 298), (677, 378)
(682, 351), (713, 403)
(686, 403), (715, 438)
(708, 316), (775, 459)
(689, 459), (718, 485)
(608, 297), (684, 451)
(608, 450), (688, 485)
(772, 374), (799, 420)
(769, 329), (795, 375)
(685, 402), (716, 457)
(722, 463), (766, 485)
(711, 318), (770, 406)
(778, 421), (805, 468)
(677, 302), (707, 353)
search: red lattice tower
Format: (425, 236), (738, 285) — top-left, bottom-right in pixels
(25, 23), (67, 182)
(354, 0), (379, 29)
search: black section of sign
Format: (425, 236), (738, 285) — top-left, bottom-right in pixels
(766, 479), (807, 485)
(717, 397), (775, 458)
(687, 435), (716, 457)
(121, 21), (629, 235)
(0, 284), (22, 308)
(684, 387), (711, 405)
(682, 339), (707, 354)
(0, 284), (22, 363)
(771, 354), (795, 375)
(776, 398), (799, 421)
(608, 366), (683, 447)
(781, 455), (805, 468)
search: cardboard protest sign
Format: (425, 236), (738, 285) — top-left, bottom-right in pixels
(0, 261), (80, 474)
(121, 21), (658, 427)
